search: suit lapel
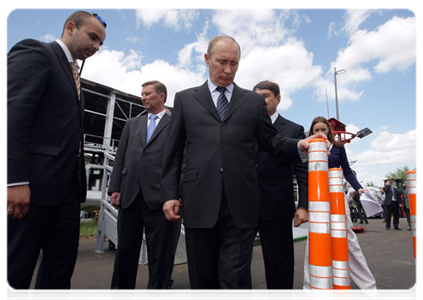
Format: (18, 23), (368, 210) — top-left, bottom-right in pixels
(194, 82), (221, 122)
(223, 83), (248, 121)
(146, 113), (170, 145)
(139, 114), (148, 146)
(51, 41), (80, 105)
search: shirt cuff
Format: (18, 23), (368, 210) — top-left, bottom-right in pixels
(297, 140), (308, 163)
(7, 182), (30, 187)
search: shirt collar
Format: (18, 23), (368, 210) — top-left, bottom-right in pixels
(207, 79), (234, 94)
(148, 109), (166, 120)
(56, 39), (79, 67)
(269, 111), (278, 124)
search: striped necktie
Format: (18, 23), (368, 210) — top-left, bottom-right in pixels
(70, 62), (81, 100)
(216, 86), (229, 120)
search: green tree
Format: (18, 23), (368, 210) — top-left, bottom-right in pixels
(385, 166), (415, 188)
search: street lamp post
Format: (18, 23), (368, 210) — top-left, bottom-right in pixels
(334, 67), (346, 120)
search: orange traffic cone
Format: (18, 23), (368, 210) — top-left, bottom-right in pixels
(406, 170), (417, 265)
(308, 138), (333, 289)
(329, 168), (350, 289)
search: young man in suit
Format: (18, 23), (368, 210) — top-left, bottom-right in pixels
(108, 81), (181, 289)
(161, 35), (327, 289)
(253, 80), (308, 289)
(383, 179), (402, 230)
(7, 11), (106, 289)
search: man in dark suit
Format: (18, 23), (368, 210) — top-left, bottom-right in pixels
(7, 11), (106, 289)
(161, 35), (326, 289)
(253, 80), (308, 289)
(383, 179), (402, 230)
(108, 81), (181, 289)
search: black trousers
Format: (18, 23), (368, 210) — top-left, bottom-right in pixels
(184, 196), (256, 289)
(111, 190), (181, 289)
(8, 174), (81, 289)
(258, 218), (294, 289)
(385, 201), (400, 229)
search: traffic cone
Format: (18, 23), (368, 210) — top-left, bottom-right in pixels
(329, 168), (350, 289)
(308, 138), (333, 289)
(406, 170), (417, 265)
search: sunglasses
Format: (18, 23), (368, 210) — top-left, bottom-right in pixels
(92, 12), (107, 28)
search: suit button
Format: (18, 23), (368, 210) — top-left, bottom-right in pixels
(220, 168), (224, 172)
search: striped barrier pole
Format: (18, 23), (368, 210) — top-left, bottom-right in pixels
(406, 170), (417, 266)
(308, 138), (333, 290)
(329, 168), (350, 289)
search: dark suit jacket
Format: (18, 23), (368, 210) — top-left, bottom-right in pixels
(257, 115), (308, 221)
(8, 39), (87, 206)
(161, 81), (300, 229)
(383, 185), (402, 206)
(108, 113), (170, 210)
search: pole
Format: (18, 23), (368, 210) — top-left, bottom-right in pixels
(334, 67), (340, 120)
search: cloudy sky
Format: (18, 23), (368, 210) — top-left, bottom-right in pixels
(5, 3), (418, 188)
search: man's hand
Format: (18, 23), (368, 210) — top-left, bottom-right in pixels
(298, 132), (330, 155)
(7, 185), (31, 220)
(110, 192), (121, 208)
(163, 199), (181, 221)
(294, 207), (308, 227)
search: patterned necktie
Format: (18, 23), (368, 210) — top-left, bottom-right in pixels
(70, 62), (81, 100)
(216, 86), (229, 120)
(147, 114), (158, 143)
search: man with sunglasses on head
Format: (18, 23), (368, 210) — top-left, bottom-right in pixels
(7, 11), (106, 289)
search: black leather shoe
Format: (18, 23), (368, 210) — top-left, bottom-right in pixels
(395, 228), (401, 230)
(386, 228), (390, 230)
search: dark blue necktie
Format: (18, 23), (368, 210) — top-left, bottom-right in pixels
(147, 114), (158, 143)
(216, 86), (229, 120)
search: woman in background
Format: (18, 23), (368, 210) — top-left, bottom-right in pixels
(303, 116), (376, 289)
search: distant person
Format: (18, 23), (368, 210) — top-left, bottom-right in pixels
(303, 116), (376, 289)
(348, 192), (358, 222)
(402, 182), (411, 230)
(108, 81), (181, 289)
(383, 179), (402, 230)
(7, 11), (106, 289)
(350, 190), (368, 224)
(253, 80), (308, 289)
(160, 35), (328, 289)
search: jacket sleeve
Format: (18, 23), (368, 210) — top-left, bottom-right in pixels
(292, 125), (309, 210)
(108, 121), (130, 195)
(339, 146), (363, 191)
(7, 39), (51, 184)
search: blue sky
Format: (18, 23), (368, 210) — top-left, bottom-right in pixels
(4, 4), (418, 187)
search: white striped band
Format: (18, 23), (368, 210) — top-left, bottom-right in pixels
(329, 185), (344, 193)
(333, 268), (350, 279)
(309, 264), (333, 277)
(333, 260), (349, 269)
(406, 173), (416, 181)
(411, 229), (420, 238)
(309, 222), (331, 234)
(408, 187), (417, 194)
(329, 169), (343, 177)
(309, 161), (329, 171)
(309, 211), (331, 223)
(309, 201), (330, 212)
(333, 277), (350, 287)
(310, 286), (333, 300)
(331, 214), (347, 222)
(331, 230), (347, 238)
(331, 221), (347, 230)
(309, 276), (333, 289)
(328, 176), (344, 185)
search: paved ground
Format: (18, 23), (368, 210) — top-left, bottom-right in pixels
(16, 217), (415, 297)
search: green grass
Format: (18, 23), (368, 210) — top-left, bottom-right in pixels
(80, 219), (98, 238)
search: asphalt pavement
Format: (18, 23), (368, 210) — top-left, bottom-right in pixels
(15, 217), (416, 297)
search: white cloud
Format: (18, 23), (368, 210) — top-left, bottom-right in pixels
(342, 9), (374, 35)
(349, 129), (416, 186)
(135, 9), (199, 31)
(40, 34), (56, 43)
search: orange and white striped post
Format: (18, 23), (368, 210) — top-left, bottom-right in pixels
(308, 138), (333, 289)
(329, 168), (350, 289)
(406, 170), (417, 265)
